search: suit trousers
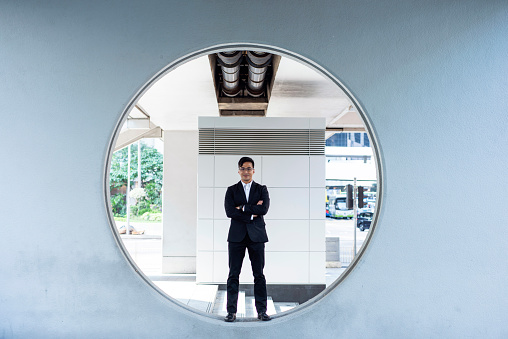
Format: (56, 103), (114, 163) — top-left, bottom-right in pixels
(226, 233), (267, 314)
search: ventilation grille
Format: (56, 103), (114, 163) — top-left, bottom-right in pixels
(199, 128), (325, 155)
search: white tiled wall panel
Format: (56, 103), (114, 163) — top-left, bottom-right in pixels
(266, 188), (309, 220)
(309, 118), (326, 130)
(197, 220), (213, 251)
(310, 187), (326, 220)
(214, 155), (262, 188)
(197, 119), (325, 285)
(198, 155), (214, 187)
(264, 252), (309, 284)
(310, 156), (326, 187)
(309, 220), (326, 252)
(196, 251), (213, 283)
(213, 188), (228, 220)
(213, 219), (229, 251)
(198, 188), (214, 219)
(309, 252), (326, 284)
(213, 251), (228, 283)
(264, 220), (309, 252)
(213, 251), (266, 284)
(202, 116), (313, 130)
(239, 255), (256, 283)
(198, 116), (215, 129)
(261, 156), (309, 187)
(212, 251), (254, 283)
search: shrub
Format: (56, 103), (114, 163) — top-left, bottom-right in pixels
(111, 193), (126, 216)
(139, 208), (151, 216)
(149, 213), (162, 221)
(129, 187), (146, 201)
(141, 211), (162, 221)
(138, 200), (150, 212)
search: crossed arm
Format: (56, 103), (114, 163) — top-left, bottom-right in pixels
(243, 186), (270, 216)
(224, 185), (270, 222)
(236, 199), (263, 218)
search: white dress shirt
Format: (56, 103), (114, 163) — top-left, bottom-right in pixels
(242, 181), (252, 201)
(242, 181), (254, 220)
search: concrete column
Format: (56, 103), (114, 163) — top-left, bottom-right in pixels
(162, 130), (198, 273)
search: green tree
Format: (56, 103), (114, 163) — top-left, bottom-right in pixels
(109, 142), (163, 216)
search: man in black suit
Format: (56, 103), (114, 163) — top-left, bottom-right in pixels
(223, 157), (271, 322)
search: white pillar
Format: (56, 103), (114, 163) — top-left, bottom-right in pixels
(137, 140), (141, 188)
(162, 130), (198, 273)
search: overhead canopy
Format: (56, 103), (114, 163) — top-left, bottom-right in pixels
(116, 54), (366, 148)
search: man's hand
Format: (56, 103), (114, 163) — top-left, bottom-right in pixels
(238, 201), (263, 217)
(252, 200), (263, 218)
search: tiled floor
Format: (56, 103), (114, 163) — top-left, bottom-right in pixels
(211, 290), (298, 318)
(119, 220), (359, 317)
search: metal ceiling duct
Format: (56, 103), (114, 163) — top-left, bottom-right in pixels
(217, 51), (242, 97)
(246, 51), (272, 97)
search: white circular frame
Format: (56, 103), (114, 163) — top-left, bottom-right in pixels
(104, 43), (384, 322)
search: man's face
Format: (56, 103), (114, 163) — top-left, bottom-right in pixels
(238, 161), (255, 183)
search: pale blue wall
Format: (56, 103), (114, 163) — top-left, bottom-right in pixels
(1, 1), (507, 338)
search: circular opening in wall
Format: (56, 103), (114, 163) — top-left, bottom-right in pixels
(105, 45), (382, 321)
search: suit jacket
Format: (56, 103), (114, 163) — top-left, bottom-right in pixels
(224, 181), (270, 243)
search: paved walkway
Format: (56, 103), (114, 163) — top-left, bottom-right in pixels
(117, 219), (365, 317)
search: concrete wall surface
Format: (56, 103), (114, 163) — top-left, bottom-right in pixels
(1, 1), (507, 338)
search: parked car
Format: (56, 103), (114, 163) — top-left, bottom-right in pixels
(357, 211), (374, 231)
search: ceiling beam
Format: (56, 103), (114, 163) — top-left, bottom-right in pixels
(114, 126), (163, 152)
(126, 118), (151, 129)
(326, 127), (366, 132)
(328, 105), (353, 126)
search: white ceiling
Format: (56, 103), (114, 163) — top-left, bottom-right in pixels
(137, 56), (218, 131)
(129, 54), (365, 132)
(267, 57), (358, 126)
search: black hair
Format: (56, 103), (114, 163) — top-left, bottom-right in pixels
(238, 156), (255, 168)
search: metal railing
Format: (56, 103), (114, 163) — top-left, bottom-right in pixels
(339, 246), (355, 265)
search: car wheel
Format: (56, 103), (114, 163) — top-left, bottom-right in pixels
(359, 225), (365, 231)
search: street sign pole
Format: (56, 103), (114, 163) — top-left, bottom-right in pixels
(353, 177), (357, 255)
(126, 144), (131, 235)
(137, 140), (141, 188)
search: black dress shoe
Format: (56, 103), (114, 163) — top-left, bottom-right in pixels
(257, 312), (271, 321)
(224, 313), (236, 322)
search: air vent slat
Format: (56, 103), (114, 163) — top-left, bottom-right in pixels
(199, 128), (324, 155)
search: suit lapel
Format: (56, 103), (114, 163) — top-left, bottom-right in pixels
(237, 181), (248, 205)
(247, 181), (258, 205)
